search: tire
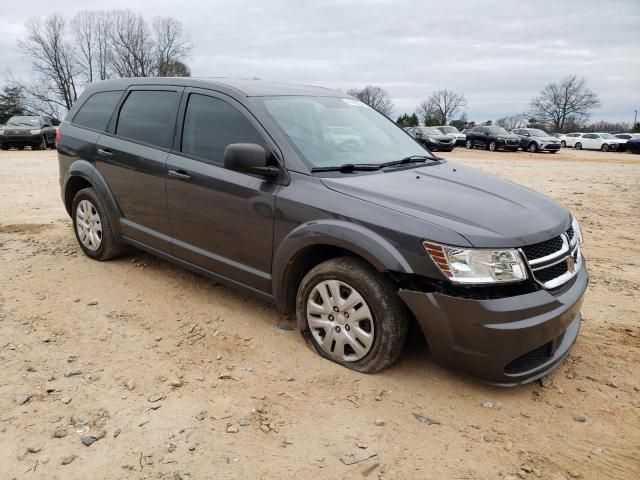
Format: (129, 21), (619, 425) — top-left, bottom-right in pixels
(527, 142), (539, 153)
(575, 142), (582, 150)
(561, 141), (566, 148)
(488, 141), (497, 151)
(72, 187), (126, 261)
(33, 136), (46, 150)
(550, 150), (557, 154)
(601, 144), (610, 152)
(465, 139), (473, 149)
(296, 256), (408, 374)
(17, 145), (25, 150)
(0, 143), (8, 151)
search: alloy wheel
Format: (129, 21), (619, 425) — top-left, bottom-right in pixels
(76, 199), (103, 251)
(306, 279), (374, 362)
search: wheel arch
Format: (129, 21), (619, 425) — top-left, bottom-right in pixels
(272, 220), (414, 313)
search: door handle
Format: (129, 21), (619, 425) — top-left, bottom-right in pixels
(168, 169), (192, 181)
(97, 148), (113, 157)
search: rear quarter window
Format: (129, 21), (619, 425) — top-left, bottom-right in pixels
(116, 90), (180, 149)
(72, 91), (123, 131)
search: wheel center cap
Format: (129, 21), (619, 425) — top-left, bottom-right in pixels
(336, 313), (346, 325)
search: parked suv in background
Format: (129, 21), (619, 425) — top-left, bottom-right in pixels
(405, 126), (456, 152)
(465, 125), (521, 151)
(512, 128), (561, 153)
(57, 78), (587, 385)
(435, 125), (466, 146)
(0, 115), (57, 150)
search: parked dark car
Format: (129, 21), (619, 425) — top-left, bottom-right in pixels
(57, 78), (587, 386)
(0, 115), (57, 150)
(512, 128), (561, 153)
(465, 125), (521, 152)
(626, 138), (640, 154)
(405, 126), (456, 152)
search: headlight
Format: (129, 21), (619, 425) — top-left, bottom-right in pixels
(571, 217), (583, 244)
(423, 242), (528, 284)
(0, 130), (5, 135)
(30, 129), (42, 135)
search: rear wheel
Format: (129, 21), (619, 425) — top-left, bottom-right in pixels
(488, 141), (497, 151)
(601, 143), (610, 152)
(72, 187), (126, 261)
(527, 142), (539, 153)
(32, 136), (46, 150)
(561, 140), (566, 148)
(296, 257), (408, 373)
(575, 142), (582, 150)
(17, 145), (25, 150)
(465, 139), (473, 149)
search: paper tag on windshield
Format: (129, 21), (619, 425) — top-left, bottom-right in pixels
(343, 98), (370, 108)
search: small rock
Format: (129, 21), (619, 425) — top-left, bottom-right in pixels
(521, 464), (533, 473)
(591, 447), (604, 456)
(61, 396), (72, 404)
(567, 471), (580, 479)
(195, 375), (205, 381)
(147, 393), (165, 402)
(605, 381), (619, 389)
(47, 374), (55, 381)
(50, 416), (62, 423)
(539, 377), (552, 388)
(276, 323), (294, 331)
(169, 377), (183, 388)
(286, 376), (295, 382)
(195, 411), (206, 421)
(374, 419), (385, 427)
(413, 413), (440, 425)
(573, 415), (587, 423)
(226, 424), (239, 434)
(260, 424), (270, 433)
(517, 470), (527, 479)
(53, 427), (68, 438)
(577, 386), (587, 392)
(26, 446), (42, 453)
(125, 379), (136, 391)
(15, 394), (31, 406)
(504, 476), (518, 480)
(87, 301), (98, 306)
(81, 436), (99, 447)
(189, 446), (196, 451)
(238, 419), (250, 427)
(155, 336), (162, 342)
(356, 442), (368, 449)
(113, 428), (121, 438)
(64, 370), (82, 377)
(61, 454), (77, 465)
(481, 401), (494, 409)
(216, 354), (222, 360)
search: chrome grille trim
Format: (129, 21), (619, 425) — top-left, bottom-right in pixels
(520, 231), (582, 289)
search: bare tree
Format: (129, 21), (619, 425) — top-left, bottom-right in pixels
(18, 15), (79, 110)
(416, 90), (466, 125)
(529, 76), (600, 132)
(71, 11), (113, 82)
(153, 17), (191, 76)
(109, 10), (155, 78)
(346, 85), (394, 116)
(496, 113), (527, 130)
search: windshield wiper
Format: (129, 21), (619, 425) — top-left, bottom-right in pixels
(311, 163), (383, 173)
(378, 155), (441, 169)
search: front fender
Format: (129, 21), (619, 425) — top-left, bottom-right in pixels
(64, 160), (122, 234)
(272, 219), (414, 311)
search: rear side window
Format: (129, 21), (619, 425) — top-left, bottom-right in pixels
(116, 90), (179, 149)
(181, 94), (264, 165)
(73, 91), (123, 131)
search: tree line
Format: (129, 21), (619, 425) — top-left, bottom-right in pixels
(348, 76), (638, 133)
(2, 10), (191, 122)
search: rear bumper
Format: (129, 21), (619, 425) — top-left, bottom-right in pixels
(398, 264), (588, 386)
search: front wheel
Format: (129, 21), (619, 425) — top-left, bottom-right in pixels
(528, 142), (539, 153)
(0, 143), (8, 151)
(72, 187), (126, 261)
(561, 141), (566, 148)
(296, 257), (408, 373)
(575, 142), (582, 150)
(488, 141), (497, 151)
(32, 136), (46, 150)
(465, 139), (473, 149)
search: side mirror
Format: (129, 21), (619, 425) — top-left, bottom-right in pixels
(223, 143), (279, 178)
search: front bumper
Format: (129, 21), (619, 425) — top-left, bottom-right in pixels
(398, 264), (588, 386)
(540, 142), (561, 151)
(0, 133), (41, 145)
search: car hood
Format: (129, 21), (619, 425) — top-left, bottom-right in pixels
(321, 161), (570, 248)
(534, 136), (559, 142)
(3, 126), (36, 131)
(430, 134), (454, 141)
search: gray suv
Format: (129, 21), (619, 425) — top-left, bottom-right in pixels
(57, 78), (588, 385)
(513, 128), (561, 153)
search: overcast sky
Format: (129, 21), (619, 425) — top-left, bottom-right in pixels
(1, 0), (639, 122)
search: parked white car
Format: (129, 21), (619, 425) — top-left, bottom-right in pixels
(435, 125), (466, 146)
(559, 133), (583, 148)
(574, 133), (626, 152)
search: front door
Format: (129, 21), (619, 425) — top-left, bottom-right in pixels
(165, 90), (280, 293)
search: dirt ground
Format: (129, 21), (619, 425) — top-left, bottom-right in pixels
(1, 146), (639, 480)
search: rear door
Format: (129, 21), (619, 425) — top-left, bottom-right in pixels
(165, 89), (280, 292)
(581, 134), (596, 149)
(96, 86), (183, 252)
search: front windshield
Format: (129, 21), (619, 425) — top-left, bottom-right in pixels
(439, 126), (459, 133)
(418, 127), (442, 135)
(6, 116), (40, 127)
(254, 96), (430, 168)
(487, 127), (510, 136)
(599, 133), (615, 139)
(528, 129), (548, 136)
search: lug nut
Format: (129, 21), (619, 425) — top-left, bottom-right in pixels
(333, 306), (339, 312)
(345, 325), (350, 331)
(328, 315), (334, 321)
(344, 312), (349, 319)
(335, 326), (341, 332)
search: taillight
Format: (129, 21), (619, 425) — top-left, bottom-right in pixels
(55, 128), (61, 146)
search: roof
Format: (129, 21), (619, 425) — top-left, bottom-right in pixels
(83, 77), (344, 97)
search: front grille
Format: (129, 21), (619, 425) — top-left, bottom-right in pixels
(566, 226), (575, 242)
(534, 261), (569, 283)
(506, 139), (519, 145)
(504, 342), (552, 374)
(521, 236), (563, 261)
